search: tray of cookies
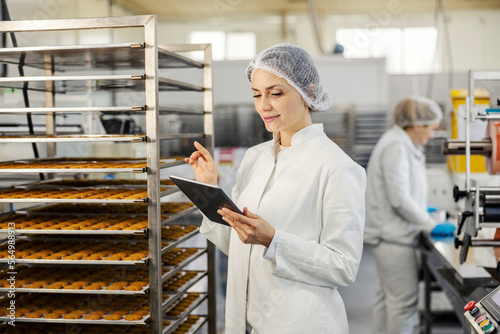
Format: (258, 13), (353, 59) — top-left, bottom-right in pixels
(163, 248), (205, 268)
(162, 271), (207, 311)
(0, 186), (175, 203)
(0, 239), (170, 265)
(163, 271), (206, 294)
(34, 178), (176, 188)
(0, 213), (153, 235)
(0, 134), (146, 143)
(0, 156), (185, 173)
(0, 293), (171, 325)
(0, 266), (172, 295)
(23, 202), (195, 215)
(164, 293), (207, 320)
(164, 315), (207, 334)
(0, 321), (173, 334)
(161, 249), (206, 284)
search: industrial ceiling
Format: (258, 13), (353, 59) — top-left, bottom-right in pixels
(112, 0), (500, 21)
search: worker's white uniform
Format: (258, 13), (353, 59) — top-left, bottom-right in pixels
(364, 125), (435, 334)
(201, 124), (366, 334)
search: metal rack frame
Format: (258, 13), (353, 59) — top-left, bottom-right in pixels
(0, 16), (214, 334)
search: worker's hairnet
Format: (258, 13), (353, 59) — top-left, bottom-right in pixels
(246, 43), (331, 112)
(393, 96), (442, 128)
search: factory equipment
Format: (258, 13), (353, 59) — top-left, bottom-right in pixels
(463, 285), (500, 334)
(442, 71), (500, 265)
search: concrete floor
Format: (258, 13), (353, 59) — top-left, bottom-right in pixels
(338, 246), (463, 334)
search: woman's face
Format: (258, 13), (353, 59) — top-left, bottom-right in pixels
(251, 69), (311, 138)
(410, 122), (440, 146)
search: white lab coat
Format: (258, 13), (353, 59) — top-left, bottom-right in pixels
(201, 124), (366, 334)
(364, 125), (435, 247)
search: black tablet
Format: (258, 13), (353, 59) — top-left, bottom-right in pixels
(169, 175), (242, 226)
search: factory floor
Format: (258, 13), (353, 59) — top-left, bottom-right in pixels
(339, 246), (463, 334)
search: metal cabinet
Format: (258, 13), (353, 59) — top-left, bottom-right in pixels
(0, 15), (214, 334)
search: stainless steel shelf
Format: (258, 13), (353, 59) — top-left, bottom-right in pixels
(0, 42), (203, 71)
(0, 106), (144, 114)
(0, 75), (204, 93)
(0, 133), (205, 143)
(162, 271), (207, 311)
(162, 230), (200, 255)
(159, 133), (205, 140)
(162, 248), (207, 283)
(0, 295), (172, 325)
(0, 198), (146, 204)
(0, 271), (172, 296)
(158, 106), (204, 116)
(0, 134), (146, 143)
(164, 316), (207, 334)
(161, 206), (199, 226)
(164, 293), (207, 320)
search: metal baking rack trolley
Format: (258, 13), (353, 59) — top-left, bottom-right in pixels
(0, 16), (214, 334)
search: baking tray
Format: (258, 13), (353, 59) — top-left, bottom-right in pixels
(0, 187), (176, 203)
(0, 134), (146, 143)
(0, 294), (171, 325)
(0, 212), (149, 236)
(22, 178), (175, 188)
(20, 202), (195, 216)
(0, 42), (203, 71)
(164, 315), (207, 334)
(0, 323), (172, 334)
(161, 206), (199, 226)
(162, 229), (200, 255)
(0, 239), (167, 266)
(0, 269), (170, 296)
(164, 292), (207, 320)
(162, 271), (207, 311)
(0, 157), (182, 173)
(162, 248), (207, 283)
(0, 75), (204, 93)
(0, 105), (144, 114)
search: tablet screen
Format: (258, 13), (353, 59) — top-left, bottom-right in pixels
(169, 175), (242, 226)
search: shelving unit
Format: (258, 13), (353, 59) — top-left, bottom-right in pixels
(0, 16), (214, 333)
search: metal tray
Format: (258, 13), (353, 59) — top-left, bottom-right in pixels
(0, 156), (181, 173)
(164, 292), (207, 320)
(0, 296), (171, 326)
(162, 230), (200, 255)
(0, 134), (146, 143)
(0, 269), (171, 296)
(0, 187), (177, 203)
(0, 105), (144, 114)
(20, 178), (175, 188)
(0, 239), (169, 266)
(0, 322), (172, 334)
(0, 75), (204, 93)
(162, 248), (207, 283)
(162, 271), (207, 312)
(164, 315), (207, 334)
(19, 202), (195, 216)
(0, 212), (148, 236)
(0, 42), (203, 71)
(161, 206), (199, 226)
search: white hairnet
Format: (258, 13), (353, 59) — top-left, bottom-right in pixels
(246, 43), (331, 112)
(393, 96), (442, 127)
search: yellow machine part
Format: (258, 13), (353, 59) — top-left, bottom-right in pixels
(447, 89), (491, 173)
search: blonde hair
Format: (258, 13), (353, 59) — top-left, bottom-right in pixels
(274, 132), (281, 156)
(393, 96), (442, 129)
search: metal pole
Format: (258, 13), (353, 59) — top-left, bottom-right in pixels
(307, 0), (327, 54)
(144, 15), (162, 334)
(466, 70), (474, 192)
(203, 43), (217, 334)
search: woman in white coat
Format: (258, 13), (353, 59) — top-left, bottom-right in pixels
(186, 43), (366, 334)
(364, 97), (454, 334)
